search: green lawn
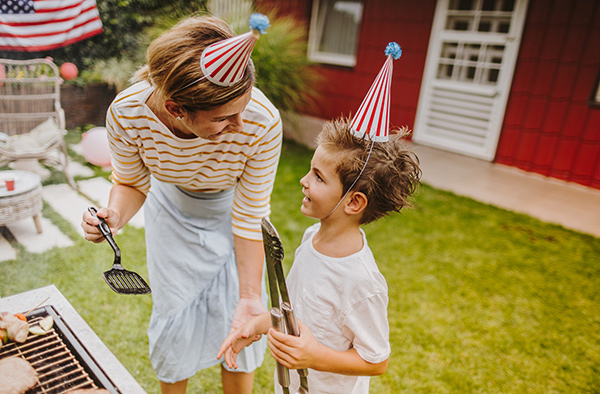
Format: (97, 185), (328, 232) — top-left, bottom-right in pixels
(2, 139), (599, 393)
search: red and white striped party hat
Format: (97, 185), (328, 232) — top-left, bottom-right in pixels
(350, 42), (402, 142)
(200, 13), (269, 87)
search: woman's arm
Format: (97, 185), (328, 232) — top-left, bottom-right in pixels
(230, 236), (268, 329)
(81, 184), (146, 243)
(82, 98), (151, 243)
(268, 319), (388, 376)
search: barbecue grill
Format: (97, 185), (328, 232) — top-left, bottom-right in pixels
(0, 306), (119, 393)
(0, 285), (146, 393)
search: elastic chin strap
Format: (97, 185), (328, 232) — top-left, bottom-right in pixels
(323, 140), (375, 220)
(176, 75), (208, 93)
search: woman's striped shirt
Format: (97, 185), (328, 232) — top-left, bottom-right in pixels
(106, 81), (282, 241)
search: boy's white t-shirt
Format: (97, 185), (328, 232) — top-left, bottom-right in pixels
(274, 223), (391, 394)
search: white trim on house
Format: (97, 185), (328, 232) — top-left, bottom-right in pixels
(413, 0), (529, 161)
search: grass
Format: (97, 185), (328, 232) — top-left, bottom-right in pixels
(2, 139), (600, 393)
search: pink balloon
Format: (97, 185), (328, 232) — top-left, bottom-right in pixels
(60, 62), (78, 80)
(81, 127), (112, 168)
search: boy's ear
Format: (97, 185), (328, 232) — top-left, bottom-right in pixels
(344, 191), (368, 216)
(165, 100), (184, 118)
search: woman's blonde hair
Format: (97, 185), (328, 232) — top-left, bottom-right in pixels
(132, 16), (255, 113)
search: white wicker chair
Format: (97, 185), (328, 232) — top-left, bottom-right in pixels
(0, 58), (76, 188)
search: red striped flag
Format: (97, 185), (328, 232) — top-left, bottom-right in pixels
(0, 0), (103, 52)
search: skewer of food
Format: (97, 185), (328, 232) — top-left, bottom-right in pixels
(0, 312), (29, 346)
(0, 310), (54, 350)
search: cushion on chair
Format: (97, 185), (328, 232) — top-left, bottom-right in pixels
(3, 118), (64, 153)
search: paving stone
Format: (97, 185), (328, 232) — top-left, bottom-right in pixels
(42, 184), (94, 237)
(1, 176), (142, 257)
(68, 160), (95, 178)
(77, 177), (111, 207)
(7, 216), (73, 253)
(0, 234), (17, 262)
(70, 143), (84, 156)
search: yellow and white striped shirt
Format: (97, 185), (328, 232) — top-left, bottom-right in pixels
(106, 81), (282, 240)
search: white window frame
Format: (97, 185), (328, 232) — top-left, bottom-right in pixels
(307, 0), (364, 67)
(592, 69), (600, 108)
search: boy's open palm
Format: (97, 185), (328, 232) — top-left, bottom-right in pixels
(268, 319), (322, 370)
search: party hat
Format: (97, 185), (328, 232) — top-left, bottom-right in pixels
(200, 13), (269, 87)
(350, 42), (402, 142)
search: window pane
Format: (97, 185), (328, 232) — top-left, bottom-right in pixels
(437, 63), (455, 80)
(440, 42), (459, 60)
(308, 0), (363, 66)
(448, 0), (475, 10)
(478, 16), (512, 33)
(502, 0), (516, 12)
(446, 15), (473, 31)
(482, 0), (497, 11)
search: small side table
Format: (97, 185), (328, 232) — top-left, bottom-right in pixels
(0, 170), (43, 233)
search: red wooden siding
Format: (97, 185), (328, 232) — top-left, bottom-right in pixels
(256, 0), (436, 132)
(496, 0), (600, 189)
(256, 0), (600, 190)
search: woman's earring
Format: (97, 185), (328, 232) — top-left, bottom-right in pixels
(176, 116), (182, 120)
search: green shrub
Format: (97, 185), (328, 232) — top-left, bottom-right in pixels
(84, 7), (320, 116)
(237, 9), (321, 115)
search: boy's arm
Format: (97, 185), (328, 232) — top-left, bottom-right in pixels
(217, 311), (271, 369)
(268, 319), (388, 376)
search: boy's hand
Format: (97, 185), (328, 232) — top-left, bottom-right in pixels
(267, 319), (322, 370)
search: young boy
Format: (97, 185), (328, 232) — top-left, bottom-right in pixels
(217, 116), (421, 393)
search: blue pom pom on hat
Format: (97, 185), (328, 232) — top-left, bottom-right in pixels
(249, 12), (270, 34)
(385, 42), (402, 60)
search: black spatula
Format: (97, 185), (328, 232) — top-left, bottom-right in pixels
(88, 207), (151, 295)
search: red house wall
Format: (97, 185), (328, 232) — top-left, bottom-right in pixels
(257, 0), (600, 190)
(497, 0), (600, 189)
(256, 0), (436, 132)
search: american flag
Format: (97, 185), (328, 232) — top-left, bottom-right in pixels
(0, 0), (103, 52)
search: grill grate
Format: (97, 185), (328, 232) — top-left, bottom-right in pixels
(0, 306), (119, 393)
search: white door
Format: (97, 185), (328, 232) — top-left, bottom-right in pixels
(413, 0), (529, 161)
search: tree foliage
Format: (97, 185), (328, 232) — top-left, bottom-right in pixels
(0, 0), (209, 67)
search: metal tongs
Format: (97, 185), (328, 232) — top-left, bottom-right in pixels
(261, 218), (309, 394)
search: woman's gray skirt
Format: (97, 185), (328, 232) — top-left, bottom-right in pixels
(145, 177), (267, 383)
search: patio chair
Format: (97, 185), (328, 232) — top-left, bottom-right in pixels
(0, 58), (76, 189)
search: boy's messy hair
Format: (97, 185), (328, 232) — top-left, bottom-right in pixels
(317, 116), (422, 224)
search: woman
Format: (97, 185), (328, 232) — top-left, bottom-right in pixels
(81, 15), (282, 394)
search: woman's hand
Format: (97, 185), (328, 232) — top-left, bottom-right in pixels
(231, 297), (267, 331)
(81, 207), (121, 243)
(217, 312), (269, 369)
(267, 319), (322, 370)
